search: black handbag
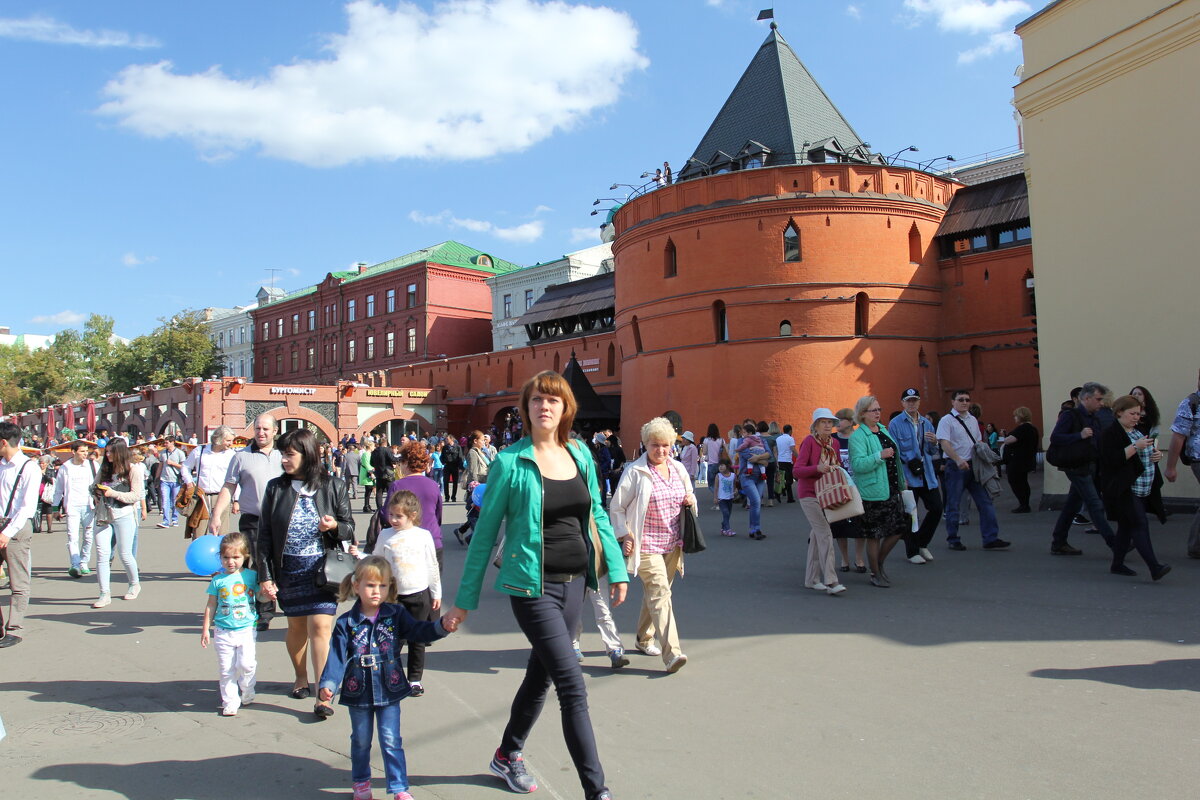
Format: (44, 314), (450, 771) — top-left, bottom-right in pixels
(680, 504), (706, 554)
(315, 537), (355, 594)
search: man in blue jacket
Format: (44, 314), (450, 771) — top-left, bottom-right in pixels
(1047, 381), (1115, 555)
(888, 389), (942, 564)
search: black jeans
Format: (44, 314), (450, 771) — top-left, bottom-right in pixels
(903, 484), (943, 557)
(1007, 466), (1032, 510)
(396, 587), (433, 682)
(1051, 466), (1115, 547)
(765, 463), (778, 502)
(504, 577), (607, 799)
(779, 462), (796, 502)
(1114, 495), (1163, 572)
(443, 465), (460, 501)
(239, 514), (275, 624)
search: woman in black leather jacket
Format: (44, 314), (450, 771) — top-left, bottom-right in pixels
(257, 428), (355, 717)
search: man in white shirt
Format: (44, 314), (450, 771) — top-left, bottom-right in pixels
(52, 440), (98, 578)
(775, 425), (797, 503)
(935, 390), (1010, 552)
(181, 426), (236, 539)
(0, 422), (43, 647)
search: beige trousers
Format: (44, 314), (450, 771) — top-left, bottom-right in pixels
(636, 547), (683, 664)
(801, 498), (839, 587)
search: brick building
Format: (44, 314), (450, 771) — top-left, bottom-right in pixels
(250, 242), (522, 385)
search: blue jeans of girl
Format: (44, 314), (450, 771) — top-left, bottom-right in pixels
(349, 703), (407, 793)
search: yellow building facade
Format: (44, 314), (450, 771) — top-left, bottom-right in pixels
(1014, 0), (1200, 498)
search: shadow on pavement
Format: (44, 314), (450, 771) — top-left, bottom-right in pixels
(1030, 659), (1200, 691)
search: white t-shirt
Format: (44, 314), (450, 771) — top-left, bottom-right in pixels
(775, 433), (796, 463)
(378, 525), (441, 600)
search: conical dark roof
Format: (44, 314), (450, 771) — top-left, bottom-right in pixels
(561, 352), (609, 420)
(679, 24), (868, 181)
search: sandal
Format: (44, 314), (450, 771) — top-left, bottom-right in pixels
(839, 565), (850, 573)
(855, 564), (867, 573)
(289, 685), (312, 699)
(314, 702), (335, 719)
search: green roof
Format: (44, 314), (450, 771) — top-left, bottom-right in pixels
(262, 241), (524, 308)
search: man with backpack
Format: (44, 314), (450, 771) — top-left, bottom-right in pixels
(1165, 370), (1200, 557)
(1046, 381), (1115, 556)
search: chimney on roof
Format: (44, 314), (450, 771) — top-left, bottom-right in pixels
(0, 326), (9, 335)
(356, 262), (368, 274)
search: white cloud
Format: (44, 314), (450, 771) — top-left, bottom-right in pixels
(957, 30), (1021, 63)
(410, 209), (545, 244)
(569, 226), (600, 244)
(122, 252), (158, 267)
(904, 0), (1031, 34)
(846, 4), (863, 20)
(31, 310), (86, 326)
(0, 15), (160, 48)
(97, 0), (648, 167)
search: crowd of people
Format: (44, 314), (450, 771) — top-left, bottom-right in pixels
(2, 369), (1200, 799)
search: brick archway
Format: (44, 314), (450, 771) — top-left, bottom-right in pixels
(354, 409), (430, 441)
(259, 405), (338, 443)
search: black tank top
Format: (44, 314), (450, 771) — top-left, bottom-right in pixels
(541, 472), (590, 574)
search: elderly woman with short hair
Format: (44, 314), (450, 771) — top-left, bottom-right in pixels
(609, 416), (696, 673)
(849, 395), (908, 588)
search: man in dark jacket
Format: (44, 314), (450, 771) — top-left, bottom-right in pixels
(1048, 381), (1116, 555)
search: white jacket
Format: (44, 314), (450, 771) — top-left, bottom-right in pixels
(608, 453), (695, 577)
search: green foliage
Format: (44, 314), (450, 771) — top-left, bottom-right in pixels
(106, 310), (224, 392)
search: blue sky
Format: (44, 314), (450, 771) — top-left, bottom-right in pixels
(2, 0), (1041, 338)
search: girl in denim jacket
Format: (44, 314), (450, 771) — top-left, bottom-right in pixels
(318, 556), (456, 800)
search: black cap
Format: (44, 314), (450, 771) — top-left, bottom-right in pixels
(901, 388), (921, 401)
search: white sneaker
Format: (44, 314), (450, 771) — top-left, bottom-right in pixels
(826, 583), (847, 595)
(919, 548), (934, 562)
(908, 554), (927, 565)
(666, 654), (688, 674)
(123, 584), (141, 600)
(635, 640), (662, 657)
(92, 595), (111, 608)
(241, 692), (255, 706)
(221, 705), (238, 716)
(807, 582), (828, 591)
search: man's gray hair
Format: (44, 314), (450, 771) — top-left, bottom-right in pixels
(1080, 381), (1109, 399)
(211, 425), (236, 444)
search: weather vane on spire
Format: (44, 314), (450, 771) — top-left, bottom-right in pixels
(757, 8), (774, 22)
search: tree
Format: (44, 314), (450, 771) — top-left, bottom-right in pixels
(47, 314), (118, 399)
(106, 310), (224, 392)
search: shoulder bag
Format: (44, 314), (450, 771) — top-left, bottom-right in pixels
(315, 535), (355, 594)
(814, 439), (853, 510)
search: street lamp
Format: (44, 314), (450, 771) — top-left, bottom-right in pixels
(592, 198), (622, 206)
(886, 146), (919, 163)
(610, 183), (638, 192)
(918, 155), (956, 171)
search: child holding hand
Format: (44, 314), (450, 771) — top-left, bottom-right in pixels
(200, 532), (258, 716)
(319, 556), (456, 800)
(378, 491), (441, 697)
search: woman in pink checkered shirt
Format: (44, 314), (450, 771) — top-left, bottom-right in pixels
(609, 417), (696, 674)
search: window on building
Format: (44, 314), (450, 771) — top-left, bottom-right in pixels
(780, 320), (792, 336)
(275, 353), (282, 373)
(1022, 270), (1036, 317)
(366, 335), (375, 360)
(366, 294), (375, 317)
(290, 351), (298, 372)
(522, 289), (532, 311)
(407, 327), (417, 353)
(347, 299), (356, 322)
(503, 294), (512, 318)
(262, 322), (269, 342)
(855, 292), (869, 336)
(631, 315), (643, 353)
(240, 326), (246, 344)
(386, 288), (396, 313)
(218, 332), (225, 348)
(385, 331), (395, 357)
(998, 225), (1032, 247)
(783, 222), (801, 262)
(289, 314), (297, 334)
(239, 358), (245, 377)
(908, 223), (923, 262)
(276, 318), (283, 338)
(347, 338), (356, 362)
(713, 301), (728, 343)
(664, 239), (677, 278)
(406, 283), (418, 308)
(307, 310), (315, 331)
(306, 347), (314, 369)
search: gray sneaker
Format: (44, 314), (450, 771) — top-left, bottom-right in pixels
(490, 749), (537, 793)
(608, 647), (629, 669)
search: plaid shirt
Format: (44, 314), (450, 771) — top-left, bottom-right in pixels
(1127, 428), (1155, 497)
(640, 464), (686, 555)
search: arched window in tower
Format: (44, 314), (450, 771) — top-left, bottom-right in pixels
(854, 293), (869, 337)
(783, 221), (801, 262)
(553, 352), (561, 372)
(465, 364), (472, 392)
(606, 342), (615, 376)
(908, 222), (922, 263)
(779, 320), (792, 336)
(631, 316), (644, 353)
(713, 300), (729, 343)
(664, 239), (677, 278)
(667, 358), (675, 378)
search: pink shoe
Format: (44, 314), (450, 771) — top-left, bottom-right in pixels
(393, 793), (414, 800)
(352, 780), (373, 800)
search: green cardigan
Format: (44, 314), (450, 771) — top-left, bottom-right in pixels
(848, 424), (907, 502)
(453, 438), (629, 610)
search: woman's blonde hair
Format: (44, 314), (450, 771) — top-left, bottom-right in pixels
(338, 556), (398, 603)
(387, 489), (423, 527)
(641, 416), (677, 447)
(1013, 406), (1033, 424)
(854, 396), (878, 425)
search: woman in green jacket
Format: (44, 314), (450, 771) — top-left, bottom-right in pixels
(849, 395), (908, 588)
(445, 371), (627, 800)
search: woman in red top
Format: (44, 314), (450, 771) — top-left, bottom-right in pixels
(793, 409), (847, 596)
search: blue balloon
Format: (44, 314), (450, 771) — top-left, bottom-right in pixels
(471, 482), (487, 508)
(185, 535), (223, 576)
